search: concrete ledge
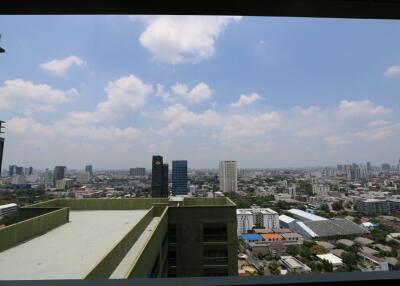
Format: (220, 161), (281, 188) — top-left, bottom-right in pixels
(0, 207), (69, 252)
(84, 208), (155, 279)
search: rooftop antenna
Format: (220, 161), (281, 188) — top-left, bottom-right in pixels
(0, 34), (5, 53)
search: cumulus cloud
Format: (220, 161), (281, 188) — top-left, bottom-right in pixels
(171, 82), (212, 103)
(357, 120), (400, 141)
(40, 56), (86, 76)
(7, 116), (142, 142)
(384, 65), (400, 78)
(338, 100), (391, 117)
(160, 103), (220, 134)
(292, 105), (321, 116)
(138, 16), (241, 64)
(324, 136), (352, 148)
(219, 112), (281, 141)
(0, 79), (77, 114)
(230, 93), (263, 108)
(66, 74), (153, 124)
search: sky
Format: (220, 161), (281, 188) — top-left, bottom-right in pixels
(0, 16), (400, 170)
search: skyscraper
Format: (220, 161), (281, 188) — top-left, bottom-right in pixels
(53, 166), (66, 184)
(85, 165), (93, 176)
(172, 160), (188, 196)
(8, 165), (16, 177)
(219, 161), (238, 193)
(129, 167), (146, 176)
(152, 155), (164, 197)
(15, 166), (23, 175)
(162, 163), (169, 197)
(367, 161), (371, 171)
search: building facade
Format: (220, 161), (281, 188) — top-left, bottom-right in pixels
(219, 161), (237, 193)
(172, 160), (188, 196)
(130, 167), (146, 177)
(85, 165), (93, 176)
(53, 166), (66, 185)
(152, 156), (168, 197)
(0, 197), (237, 279)
(236, 206), (280, 235)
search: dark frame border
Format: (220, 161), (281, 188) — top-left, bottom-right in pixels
(1, 0), (400, 19)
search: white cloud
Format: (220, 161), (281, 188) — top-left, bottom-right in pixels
(66, 74), (153, 124)
(338, 100), (391, 117)
(138, 16), (241, 64)
(219, 112), (281, 141)
(7, 116), (142, 142)
(155, 84), (174, 103)
(367, 120), (389, 128)
(171, 82), (212, 103)
(40, 56), (86, 76)
(292, 105), (321, 116)
(230, 93), (263, 108)
(384, 65), (400, 78)
(0, 79), (77, 114)
(324, 136), (352, 148)
(159, 103), (221, 134)
(357, 121), (400, 141)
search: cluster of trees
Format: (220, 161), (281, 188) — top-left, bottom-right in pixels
(268, 261), (280, 275)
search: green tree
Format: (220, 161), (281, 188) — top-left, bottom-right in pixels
(320, 203), (330, 213)
(321, 260), (333, 272)
(310, 245), (326, 255)
(268, 261), (280, 275)
(332, 201), (344, 211)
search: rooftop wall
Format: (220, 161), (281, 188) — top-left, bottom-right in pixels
(0, 207), (69, 252)
(84, 207), (156, 279)
(26, 198), (169, 210)
(182, 197), (236, 207)
(126, 207), (169, 278)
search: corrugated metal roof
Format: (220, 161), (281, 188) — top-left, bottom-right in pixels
(279, 214), (296, 224)
(288, 209), (327, 221)
(241, 233), (262, 241)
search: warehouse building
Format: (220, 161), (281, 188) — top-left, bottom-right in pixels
(0, 197), (237, 279)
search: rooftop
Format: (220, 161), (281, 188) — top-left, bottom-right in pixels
(316, 253), (343, 266)
(302, 219), (368, 237)
(0, 210), (149, 280)
(288, 209), (327, 222)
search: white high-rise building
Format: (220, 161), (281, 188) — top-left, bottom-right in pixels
(236, 206), (280, 235)
(312, 184), (330, 196)
(219, 161), (237, 193)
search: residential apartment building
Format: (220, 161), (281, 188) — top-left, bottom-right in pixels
(236, 206), (279, 235)
(219, 161), (237, 193)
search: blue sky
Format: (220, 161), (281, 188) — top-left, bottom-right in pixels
(0, 16), (399, 169)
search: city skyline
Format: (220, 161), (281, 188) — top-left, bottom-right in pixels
(1, 16), (400, 169)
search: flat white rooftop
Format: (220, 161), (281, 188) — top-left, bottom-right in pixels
(0, 210), (149, 280)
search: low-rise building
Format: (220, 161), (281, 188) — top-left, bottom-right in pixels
(0, 203), (17, 219)
(355, 237), (374, 246)
(280, 256), (311, 273)
(336, 239), (354, 248)
(316, 253), (343, 268)
(358, 252), (389, 272)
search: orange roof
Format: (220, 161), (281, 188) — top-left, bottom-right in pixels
(261, 233), (283, 239)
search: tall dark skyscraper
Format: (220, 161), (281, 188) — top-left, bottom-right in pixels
(152, 156), (164, 197)
(0, 121), (4, 177)
(85, 165), (93, 176)
(53, 166), (66, 184)
(367, 162), (371, 171)
(8, 165), (16, 177)
(15, 166), (23, 175)
(172, 160), (188, 196)
(162, 163), (169, 197)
